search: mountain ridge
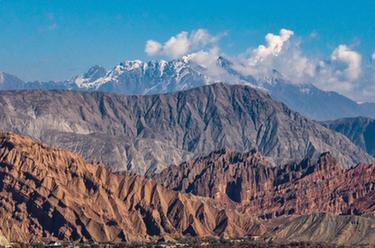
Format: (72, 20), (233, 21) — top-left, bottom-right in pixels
(322, 117), (375, 157)
(154, 148), (375, 218)
(0, 83), (372, 175)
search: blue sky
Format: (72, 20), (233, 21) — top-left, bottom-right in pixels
(0, 0), (375, 83)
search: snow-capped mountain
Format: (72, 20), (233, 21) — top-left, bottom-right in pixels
(71, 58), (212, 95)
(0, 72), (25, 90)
(1, 56), (375, 121)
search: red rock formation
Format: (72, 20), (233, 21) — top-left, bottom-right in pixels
(0, 133), (264, 243)
(155, 149), (375, 218)
(1, 132), (374, 245)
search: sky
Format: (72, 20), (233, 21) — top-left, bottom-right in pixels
(0, 0), (375, 101)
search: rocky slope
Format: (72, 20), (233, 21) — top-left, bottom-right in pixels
(154, 149), (375, 218)
(265, 213), (375, 245)
(322, 117), (375, 156)
(0, 231), (8, 247)
(0, 132), (264, 243)
(0, 84), (372, 175)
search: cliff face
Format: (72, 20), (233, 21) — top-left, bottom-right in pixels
(323, 117), (375, 157)
(154, 149), (375, 218)
(0, 132), (263, 243)
(0, 84), (372, 175)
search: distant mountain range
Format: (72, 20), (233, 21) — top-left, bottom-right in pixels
(0, 84), (372, 175)
(323, 117), (375, 156)
(1, 56), (375, 120)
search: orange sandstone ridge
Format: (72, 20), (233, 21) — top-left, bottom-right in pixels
(155, 149), (375, 218)
(0, 132), (263, 243)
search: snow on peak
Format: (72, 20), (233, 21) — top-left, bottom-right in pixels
(70, 56), (285, 94)
(120, 60), (144, 71)
(73, 65), (108, 88)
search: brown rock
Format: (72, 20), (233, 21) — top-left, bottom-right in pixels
(0, 132), (264, 243)
(154, 149), (375, 218)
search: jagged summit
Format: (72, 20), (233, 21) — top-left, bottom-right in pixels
(74, 65), (107, 87)
(70, 58), (210, 94)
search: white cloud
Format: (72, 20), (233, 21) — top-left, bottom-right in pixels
(188, 47), (229, 80)
(249, 28), (294, 65)
(190, 29), (219, 46)
(145, 28), (375, 102)
(330, 45), (362, 81)
(144, 29), (231, 82)
(304, 45), (364, 97)
(234, 28), (314, 83)
(314, 61), (355, 93)
(145, 29), (221, 58)
(145, 40), (162, 56)
(188, 47), (219, 68)
(237, 29), (366, 98)
(162, 31), (190, 58)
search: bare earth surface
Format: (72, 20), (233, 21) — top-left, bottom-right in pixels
(0, 132), (374, 246)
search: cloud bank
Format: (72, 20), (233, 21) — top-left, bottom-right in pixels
(145, 29), (221, 58)
(249, 28), (294, 64)
(331, 44), (362, 81)
(145, 28), (375, 102)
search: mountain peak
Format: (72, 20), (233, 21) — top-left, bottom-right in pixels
(217, 56), (233, 67)
(119, 59), (144, 70)
(83, 65), (107, 79)
(0, 72), (25, 89)
(0, 72), (4, 83)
